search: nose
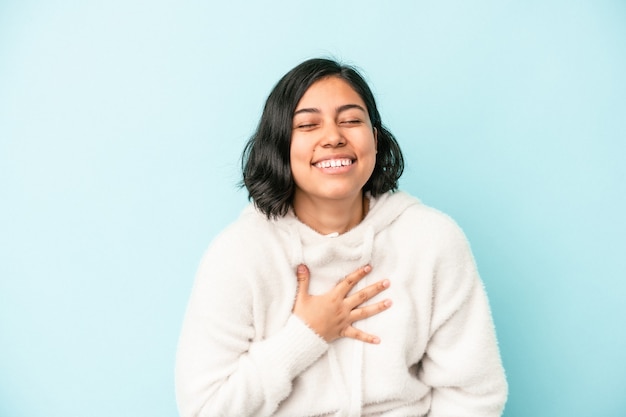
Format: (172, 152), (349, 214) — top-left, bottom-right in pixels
(320, 122), (345, 148)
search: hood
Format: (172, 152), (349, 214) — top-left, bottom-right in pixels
(241, 190), (420, 416)
(270, 190), (421, 268)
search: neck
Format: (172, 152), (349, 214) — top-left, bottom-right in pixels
(292, 191), (369, 236)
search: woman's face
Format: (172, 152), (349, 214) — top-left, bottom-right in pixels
(290, 76), (377, 205)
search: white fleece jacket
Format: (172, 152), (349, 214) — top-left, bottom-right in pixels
(175, 191), (507, 417)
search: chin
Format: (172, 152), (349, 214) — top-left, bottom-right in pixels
(317, 188), (364, 201)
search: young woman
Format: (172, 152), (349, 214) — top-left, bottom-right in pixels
(175, 58), (507, 417)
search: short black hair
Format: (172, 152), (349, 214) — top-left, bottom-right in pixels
(241, 58), (404, 218)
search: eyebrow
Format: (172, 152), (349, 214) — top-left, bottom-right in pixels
(293, 103), (367, 117)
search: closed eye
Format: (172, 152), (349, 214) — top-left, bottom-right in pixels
(295, 123), (318, 129)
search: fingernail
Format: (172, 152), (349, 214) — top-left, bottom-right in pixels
(382, 279), (390, 288)
(384, 299), (392, 308)
(363, 265), (372, 273)
(371, 336), (380, 344)
(297, 264), (306, 273)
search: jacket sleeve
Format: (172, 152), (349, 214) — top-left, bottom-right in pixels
(419, 220), (508, 417)
(175, 231), (328, 417)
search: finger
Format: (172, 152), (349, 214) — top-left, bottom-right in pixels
(349, 299), (393, 322)
(337, 264), (372, 295)
(346, 279), (390, 309)
(295, 264), (310, 300)
(341, 325), (381, 344)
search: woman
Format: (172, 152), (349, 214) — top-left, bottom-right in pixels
(175, 58), (508, 416)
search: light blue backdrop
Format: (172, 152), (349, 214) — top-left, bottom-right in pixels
(1, 1), (625, 416)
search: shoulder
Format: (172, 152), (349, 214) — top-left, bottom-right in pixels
(386, 191), (470, 251)
(203, 204), (280, 262)
(191, 205), (286, 297)
(385, 191), (463, 232)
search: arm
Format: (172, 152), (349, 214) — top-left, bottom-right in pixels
(175, 241), (392, 417)
(175, 245), (328, 417)
(420, 222), (508, 417)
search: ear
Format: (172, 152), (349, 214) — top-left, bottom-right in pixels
(373, 127), (378, 152)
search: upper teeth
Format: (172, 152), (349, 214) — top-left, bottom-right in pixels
(315, 159), (353, 168)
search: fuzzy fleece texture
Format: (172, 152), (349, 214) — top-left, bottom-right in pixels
(175, 191), (508, 417)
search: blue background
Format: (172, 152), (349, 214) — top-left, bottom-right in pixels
(1, 1), (625, 416)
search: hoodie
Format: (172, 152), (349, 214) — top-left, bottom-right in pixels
(175, 191), (508, 417)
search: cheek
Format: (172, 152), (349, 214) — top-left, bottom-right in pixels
(289, 136), (305, 159)
(290, 146), (302, 159)
(360, 135), (378, 159)
(289, 138), (311, 178)
(362, 138), (378, 175)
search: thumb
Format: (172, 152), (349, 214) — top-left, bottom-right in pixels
(295, 264), (310, 299)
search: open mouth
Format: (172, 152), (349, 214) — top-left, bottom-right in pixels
(313, 158), (354, 169)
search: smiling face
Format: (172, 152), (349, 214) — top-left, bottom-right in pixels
(290, 76), (378, 208)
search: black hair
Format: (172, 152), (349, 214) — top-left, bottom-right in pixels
(241, 58), (404, 218)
